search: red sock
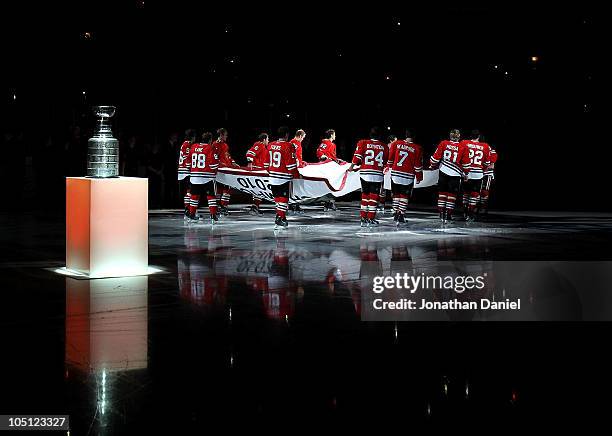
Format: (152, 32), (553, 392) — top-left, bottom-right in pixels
(276, 196), (288, 219)
(438, 192), (447, 213)
(446, 194), (456, 217)
(360, 193), (368, 219)
(189, 194), (200, 215)
(254, 198), (262, 208)
(392, 194), (400, 212)
(480, 189), (489, 207)
(207, 195), (217, 215)
(367, 192), (379, 220)
(184, 189), (191, 209)
(221, 188), (231, 207)
(469, 192), (480, 213)
(399, 193), (408, 213)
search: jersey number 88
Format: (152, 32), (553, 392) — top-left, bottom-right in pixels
(192, 153), (206, 168)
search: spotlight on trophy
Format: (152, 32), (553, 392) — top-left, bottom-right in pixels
(87, 105), (119, 178)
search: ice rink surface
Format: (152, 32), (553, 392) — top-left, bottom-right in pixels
(150, 202), (612, 263)
(2, 204), (612, 432)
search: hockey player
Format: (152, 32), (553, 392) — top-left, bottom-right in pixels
(429, 129), (471, 223)
(460, 130), (492, 221)
(386, 129), (423, 225)
(317, 129), (342, 211)
(214, 128), (238, 216)
(346, 127), (389, 227)
(480, 146), (498, 215)
(289, 129), (306, 214)
(290, 129), (306, 168)
(264, 126), (299, 228)
(177, 128), (196, 217)
(187, 131), (220, 224)
(316, 129), (342, 163)
(378, 134), (398, 214)
(245, 132), (269, 215)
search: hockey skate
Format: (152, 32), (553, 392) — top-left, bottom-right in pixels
(394, 212), (405, 226)
(323, 201), (337, 212)
(441, 210), (448, 225)
(274, 214), (288, 229)
(289, 204), (304, 214)
(210, 214), (219, 225)
(187, 213), (200, 223)
(248, 205), (263, 216)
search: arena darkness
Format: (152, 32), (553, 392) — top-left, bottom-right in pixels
(0, 3), (599, 210)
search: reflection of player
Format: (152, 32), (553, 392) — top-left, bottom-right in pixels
(188, 132), (219, 223)
(245, 132), (269, 216)
(178, 235), (229, 308)
(262, 239), (296, 320)
(264, 127), (298, 229)
(177, 129), (197, 217)
(459, 130), (492, 221)
(214, 128), (238, 216)
(346, 127), (389, 227)
(429, 129), (471, 223)
(386, 129), (423, 225)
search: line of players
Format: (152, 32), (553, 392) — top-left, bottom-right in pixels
(177, 126), (498, 227)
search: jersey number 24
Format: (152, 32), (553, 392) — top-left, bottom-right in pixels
(364, 149), (384, 167)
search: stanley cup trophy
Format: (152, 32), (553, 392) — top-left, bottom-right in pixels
(87, 106), (119, 178)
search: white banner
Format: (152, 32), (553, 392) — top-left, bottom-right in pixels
(215, 161), (439, 204)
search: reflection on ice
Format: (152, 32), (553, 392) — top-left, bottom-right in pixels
(65, 276), (148, 373)
(64, 276), (148, 434)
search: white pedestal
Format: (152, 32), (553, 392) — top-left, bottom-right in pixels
(66, 177), (148, 278)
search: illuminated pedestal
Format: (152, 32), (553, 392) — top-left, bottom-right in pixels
(66, 177), (148, 278)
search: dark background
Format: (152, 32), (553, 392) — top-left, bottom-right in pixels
(0, 2), (601, 211)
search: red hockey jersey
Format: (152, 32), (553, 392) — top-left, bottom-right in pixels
(264, 140), (298, 185)
(317, 139), (338, 161)
(430, 140), (471, 177)
(245, 141), (268, 169)
(214, 140), (237, 168)
(387, 140), (423, 184)
(177, 140), (192, 180)
(460, 139), (492, 180)
(189, 142), (219, 182)
(352, 139), (389, 182)
(290, 138), (304, 167)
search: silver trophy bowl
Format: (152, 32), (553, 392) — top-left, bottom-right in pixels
(87, 105), (119, 178)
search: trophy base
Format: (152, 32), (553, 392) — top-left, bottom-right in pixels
(86, 175), (120, 179)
